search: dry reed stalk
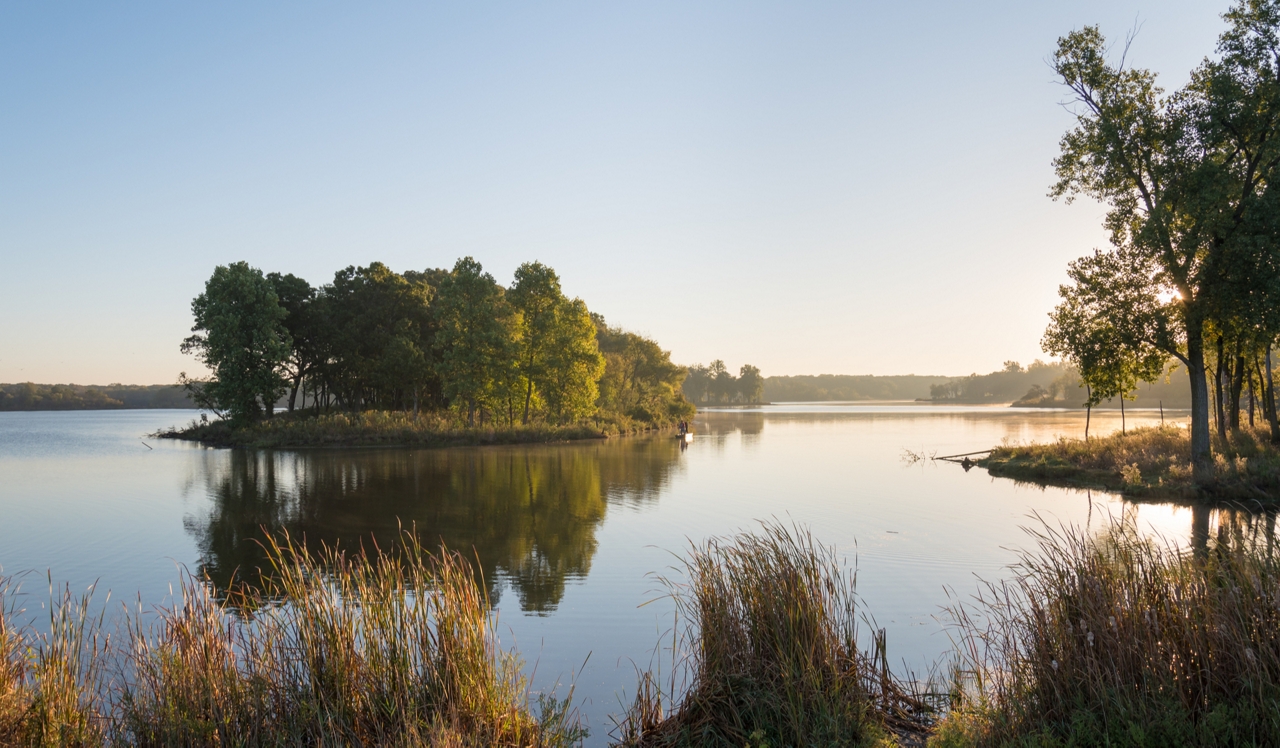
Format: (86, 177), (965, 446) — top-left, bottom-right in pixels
(616, 522), (926, 747)
(0, 534), (584, 747)
(937, 515), (1280, 746)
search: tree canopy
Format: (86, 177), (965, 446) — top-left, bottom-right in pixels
(1047, 1), (1280, 479)
(182, 258), (691, 429)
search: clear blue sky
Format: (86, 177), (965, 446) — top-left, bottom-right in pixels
(0, 1), (1224, 384)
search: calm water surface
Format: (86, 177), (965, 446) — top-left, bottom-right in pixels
(0, 405), (1246, 743)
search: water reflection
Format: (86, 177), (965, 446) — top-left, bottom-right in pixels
(184, 437), (684, 613)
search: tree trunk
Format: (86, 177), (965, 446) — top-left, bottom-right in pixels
(1248, 367), (1256, 427)
(1214, 335), (1227, 439)
(1085, 383), (1091, 441)
(1230, 352), (1246, 431)
(523, 379), (533, 425)
(1120, 393), (1126, 435)
(1187, 320), (1214, 484)
(1268, 344), (1280, 444)
(288, 374), (302, 412)
(413, 387), (419, 418)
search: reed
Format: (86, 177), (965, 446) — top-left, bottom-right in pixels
(614, 522), (930, 747)
(0, 576), (110, 747)
(934, 517), (1280, 746)
(0, 534), (584, 747)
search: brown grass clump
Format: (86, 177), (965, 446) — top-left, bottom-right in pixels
(0, 577), (110, 747)
(980, 424), (1280, 498)
(933, 517), (1280, 746)
(0, 535), (584, 747)
(615, 522), (930, 748)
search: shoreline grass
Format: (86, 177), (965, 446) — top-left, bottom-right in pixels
(932, 517), (1280, 747)
(978, 424), (1280, 501)
(0, 534), (585, 747)
(613, 522), (934, 747)
(8, 520), (1280, 746)
(154, 409), (680, 449)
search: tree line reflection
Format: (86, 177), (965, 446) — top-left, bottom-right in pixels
(184, 437), (684, 613)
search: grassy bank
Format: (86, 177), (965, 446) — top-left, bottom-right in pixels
(156, 409), (679, 449)
(0, 535), (584, 747)
(978, 424), (1280, 500)
(933, 519), (1280, 747)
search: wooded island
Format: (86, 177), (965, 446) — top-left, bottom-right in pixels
(167, 258), (694, 447)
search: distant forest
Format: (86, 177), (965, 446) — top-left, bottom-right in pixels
(763, 374), (952, 402)
(0, 383), (194, 411)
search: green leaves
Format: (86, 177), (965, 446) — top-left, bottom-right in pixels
(182, 262), (291, 424)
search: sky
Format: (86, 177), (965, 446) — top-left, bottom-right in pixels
(0, 1), (1228, 384)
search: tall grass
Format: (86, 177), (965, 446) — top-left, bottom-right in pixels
(0, 577), (110, 747)
(615, 522), (930, 747)
(0, 535), (584, 747)
(934, 516), (1280, 747)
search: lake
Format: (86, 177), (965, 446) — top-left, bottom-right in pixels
(0, 404), (1245, 744)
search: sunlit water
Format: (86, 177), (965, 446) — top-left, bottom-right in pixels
(0, 405), (1253, 744)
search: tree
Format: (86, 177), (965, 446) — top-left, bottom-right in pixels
(508, 261), (564, 424)
(1049, 6), (1280, 481)
(540, 298), (605, 423)
(595, 315), (695, 424)
(266, 272), (321, 412)
(738, 365), (764, 404)
(434, 257), (517, 425)
(1043, 250), (1171, 438)
(181, 262), (292, 424)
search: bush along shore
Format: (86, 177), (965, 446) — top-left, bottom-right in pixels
(6, 520), (1280, 746)
(155, 409), (682, 449)
(977, 424), (1280, 501)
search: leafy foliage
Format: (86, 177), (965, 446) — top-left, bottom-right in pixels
(181, 258), (690, 433)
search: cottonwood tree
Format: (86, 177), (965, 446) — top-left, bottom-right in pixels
(181, 262), (292, 424)
(1049, 4), (1280, 480)
(509, 261), (564, 424)
(434, 257), (517, 425)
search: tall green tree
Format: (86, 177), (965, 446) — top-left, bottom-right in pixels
(508, 261), (563, 424)
(181, 262), (292, 424)
(1049, 4), (1280, 480)
(540, 298), (605, 423)
(266, 272), (322, 412)
(434, 257), (517, 425)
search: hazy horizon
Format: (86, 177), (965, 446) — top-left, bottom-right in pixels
(1, 2), (1223, 384)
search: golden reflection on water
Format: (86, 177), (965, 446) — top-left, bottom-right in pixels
(185, 437), (685, 613)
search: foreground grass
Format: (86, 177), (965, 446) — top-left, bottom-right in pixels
(978, 424), (1280, 500)
(10, 519), (1278, 746)
(0, 535), (584, 747)
(932, 518), (1280, 747)
(614, 523), (933, 747)
(157, 409), (677, 449)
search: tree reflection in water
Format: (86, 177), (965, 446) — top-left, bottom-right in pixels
(184, 437), (684, 614)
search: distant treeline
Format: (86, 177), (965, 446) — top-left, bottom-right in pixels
(0, 383), (194, 411)
(763, 374), (952, 402)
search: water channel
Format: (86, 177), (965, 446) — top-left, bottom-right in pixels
(0, 404), (1257, 743)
